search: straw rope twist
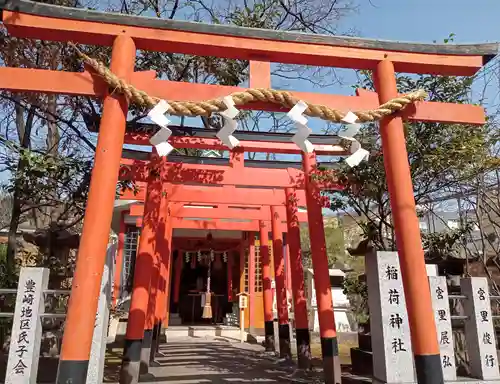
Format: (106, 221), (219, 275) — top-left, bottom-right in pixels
(71, 43), (428, 123)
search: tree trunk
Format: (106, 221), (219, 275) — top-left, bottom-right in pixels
(6, 192), (22, 275)
(45, 94), (60, 228)
(5, 102), (35, 276)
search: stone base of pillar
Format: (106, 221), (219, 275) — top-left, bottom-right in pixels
(415, 354), (444, 384)
(264, 321), (275, 352)
(158, 327), (168, 344)
(56, 360), (89, 384)
(295, 328), (312, 370)
(321, 336), (341, 384)
(278, 323), (291, 359)
(140, 330), (153, 374)
(149, 323), (161, 362)
(119, 339), (142, 384)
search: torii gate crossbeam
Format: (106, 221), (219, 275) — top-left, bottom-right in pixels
(120, 183), (308, 206)
(129, 203), (309, 222)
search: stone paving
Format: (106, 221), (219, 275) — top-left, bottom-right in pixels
(132, 336), (296, 383)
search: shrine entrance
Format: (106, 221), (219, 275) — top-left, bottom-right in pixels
(177, 248), (230, 325)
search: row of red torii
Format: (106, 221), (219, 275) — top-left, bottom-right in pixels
(115, 150), (342, 381)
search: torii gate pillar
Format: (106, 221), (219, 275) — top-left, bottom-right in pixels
(259, 220), (275, 352)
(270, 206), (291, 359)
(302, 152), (341, 384)
(374, 60), (442, 384)
(285, 187), (311, 369)
(151, 187), (173, 359)
(56, 35), (136, 384)
(120, 169), (162, 383)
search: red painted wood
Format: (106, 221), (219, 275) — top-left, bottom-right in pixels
(121, 184), (308, 206)
(270, 206), (289, 325)
(284, 188), (309, 330)
(58, 36), (136, 365)
(3, 11), (487, 76)
(259, 221), (273, 324)
(248, 232), (256, 330)
(119, 158), (344, 190)
(374, 60), (439, 356)
(129, 202), (308, 222)
(0, 67), (485, 125)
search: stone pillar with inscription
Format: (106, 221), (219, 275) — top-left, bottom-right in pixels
(366, 251), (415, 384)
(87, 242), (116, 384)
(428, 276), (456, 381)
(461, 277), (500, 380)
(6, 267), (49, 384)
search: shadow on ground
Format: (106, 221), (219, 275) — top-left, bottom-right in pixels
(105, 337), (296, 383)
(104, 335), (359, 383)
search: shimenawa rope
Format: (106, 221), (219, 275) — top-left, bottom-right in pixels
(70, 43), (427, 122)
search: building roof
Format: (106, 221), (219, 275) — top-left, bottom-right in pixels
(306, 268), (345, 277)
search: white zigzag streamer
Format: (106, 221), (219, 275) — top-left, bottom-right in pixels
(216, 96), (240, 149)
(339, 111), (369, 167)
(148, 99), (175, 157)
(288, 100), (314, 153)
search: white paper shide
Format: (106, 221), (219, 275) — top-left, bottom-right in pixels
(339, 111), (369, 167)
(148, 99), (174, 156)
(288, 100), (314, 153)
(216, 96), (241, 149)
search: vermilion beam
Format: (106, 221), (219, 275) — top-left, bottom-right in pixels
(120, 184), (308, 206)
(160, 217), (264, 231)
(120, 159), (299, 188)
(124, 134), (348, 155)
(129, 203), (308, 222)
(119, 159), (344, 190)
(56, 35), (135, 384)
(135, 216), (288, 231)
(172, 238), (240, 252)
(3, 9), (488, 76)
(355, 89), (485, 125)
(0, 67), (486, 125)
(375, 60), (442, 380)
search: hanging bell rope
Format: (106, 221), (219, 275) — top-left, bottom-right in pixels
(202, 259), (213, 320)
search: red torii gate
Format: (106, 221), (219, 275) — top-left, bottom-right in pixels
(0, 1), (495, 383)
(120, 156), (324, 367)
(128, 202), (309, 222)
(119, 183), (309, 206)
(126, 202), (307, 328)
(127, 181), (311, 361)
(127, 206), (292, 338)
(119, 157), (342, 189)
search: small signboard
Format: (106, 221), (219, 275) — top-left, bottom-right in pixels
(239, 294), (248, 309)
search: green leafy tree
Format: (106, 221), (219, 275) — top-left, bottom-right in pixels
(325, 62), (498, 251)
(300, 218), (345, 269)
(323, 35), (500, 328)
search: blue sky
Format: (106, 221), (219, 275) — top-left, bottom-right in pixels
(258, 1), (500, 162)
(342, 1), (499, 44)
(283, 0), (500, 117)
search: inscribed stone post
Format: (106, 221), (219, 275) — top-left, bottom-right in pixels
(86, 242), (116, 383)
(461, 277), (500, 380)
(366, 251), (414, 383)
(6, 267), (49, 384)
(428, 276), (456, 381)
